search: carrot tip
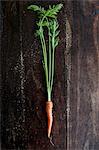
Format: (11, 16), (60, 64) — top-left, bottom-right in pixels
(48, 133), (50, 138)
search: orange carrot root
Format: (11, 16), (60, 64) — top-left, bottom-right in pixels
(46, 101), (53, 138)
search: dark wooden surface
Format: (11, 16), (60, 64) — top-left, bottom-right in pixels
(1, 0), (99, 150)
(67, 1), (99, 150)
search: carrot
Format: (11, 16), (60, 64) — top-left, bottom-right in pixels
(46, 101), (53, 138)
(27, 4), (63, 138)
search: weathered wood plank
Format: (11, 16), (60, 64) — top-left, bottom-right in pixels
(1, 1), (27, 149)
(67, 1), (99, 150)
(22, 1), (66, 149)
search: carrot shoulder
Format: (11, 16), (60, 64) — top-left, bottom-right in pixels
(46, 101), (53, 138)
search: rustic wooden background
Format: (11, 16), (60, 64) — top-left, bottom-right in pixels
(1, 0), (99, 150)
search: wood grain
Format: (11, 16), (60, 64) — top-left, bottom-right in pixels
(67, 1), (99, 150)
(1, 0), (99, 150)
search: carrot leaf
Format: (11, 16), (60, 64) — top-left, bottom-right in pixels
(27, 3), (63, 100)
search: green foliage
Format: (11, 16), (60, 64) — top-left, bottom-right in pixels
(46, 4), (63, 18)
(27, 4), (63, 19)
(27, 4), (63, 100)
(27, 5), (45, 13)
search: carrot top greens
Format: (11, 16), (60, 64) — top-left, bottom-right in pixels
(27, 4), (63, 101)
